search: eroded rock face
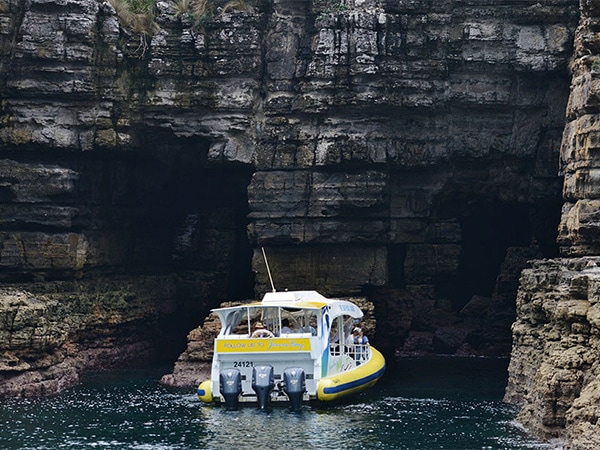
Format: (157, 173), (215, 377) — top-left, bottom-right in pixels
(0, 276), (180, 397)
(246, 0), (576, 360)
(505, 258), (600, 448)
(504, 0), (600, 446)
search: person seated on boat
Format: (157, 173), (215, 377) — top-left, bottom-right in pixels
(299, 315), (318, 335)
(353, 327), (369, 362)
(251, 322), (274, 338)
(280, 318), (295, 335)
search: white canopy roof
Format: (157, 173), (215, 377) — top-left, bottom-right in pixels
(212, 290), (364, 320)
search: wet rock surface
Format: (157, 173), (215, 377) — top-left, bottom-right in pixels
(0, 276), (182, 398)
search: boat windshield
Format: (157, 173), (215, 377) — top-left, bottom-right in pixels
(217, 306), (319, 337)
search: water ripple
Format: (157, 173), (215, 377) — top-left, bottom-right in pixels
(0, 361), (555, 450)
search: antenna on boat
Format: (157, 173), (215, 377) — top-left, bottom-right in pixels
(261, 247), (276, 292)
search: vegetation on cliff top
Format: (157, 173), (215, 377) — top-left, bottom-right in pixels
(313, 0), (347, 18)
(109, 0), (160, 35)
(108, 0), (253, 36)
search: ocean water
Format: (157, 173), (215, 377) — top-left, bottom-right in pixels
(0, 358), (556, 450)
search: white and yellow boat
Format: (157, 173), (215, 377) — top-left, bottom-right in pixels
(197, 290), (385, 408)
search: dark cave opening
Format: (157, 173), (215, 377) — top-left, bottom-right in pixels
(454, 203), (532, 304)
(381, 198), (562, 358)
(64, 134), (255, 364)
(113, 135), (254, 299)
(384, 199), (560, 311)
(124, 133), (255, 360)
(450, 200), (560, 310)
(79, 140), (253, 286)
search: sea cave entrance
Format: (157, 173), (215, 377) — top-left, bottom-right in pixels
(68, 132), (255, 363)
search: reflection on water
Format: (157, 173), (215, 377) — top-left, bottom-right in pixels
(0, 358), (554, 450)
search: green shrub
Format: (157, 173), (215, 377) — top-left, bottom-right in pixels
(313, 0), (347, 19)
(591, 58), (600, 77)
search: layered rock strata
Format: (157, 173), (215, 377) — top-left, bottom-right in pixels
(0, 0), (584, 407)
(504, 0), (600, 447)
(248, 0), (577, 357)
(0, 0), (256, 395)
(505, 258), (600, 448)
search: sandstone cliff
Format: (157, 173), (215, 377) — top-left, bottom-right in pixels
(0, 0), (594, 445)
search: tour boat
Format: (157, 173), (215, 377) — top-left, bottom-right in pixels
(197, 290), (386, 408)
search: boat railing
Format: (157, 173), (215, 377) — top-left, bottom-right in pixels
(219, 332), (315, 339)
(330, 343), (371, 364)
(277, 332), (313, 338)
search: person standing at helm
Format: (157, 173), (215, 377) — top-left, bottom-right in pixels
(251, 322), (274, 338)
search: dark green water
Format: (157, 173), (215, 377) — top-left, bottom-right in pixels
(0, 358), (554, 449)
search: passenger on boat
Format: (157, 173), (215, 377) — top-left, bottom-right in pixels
(280, 318), (295, 335)
(299, 315), (318, 335)
(251, 322), (274, 338)
(353, 327), (369, 362)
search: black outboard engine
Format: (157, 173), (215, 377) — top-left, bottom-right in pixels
(283, 367), (306, 411)
(219, 369), (242, 409)
(252, 365), (275, 409)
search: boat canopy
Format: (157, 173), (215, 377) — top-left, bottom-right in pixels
(262, 291), (363, 319)
(212, 290), (364, 337)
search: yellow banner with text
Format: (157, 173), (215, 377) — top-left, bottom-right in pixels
(216, 338), (312, 353)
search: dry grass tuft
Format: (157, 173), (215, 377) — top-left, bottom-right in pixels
(109, 0), (159, 36)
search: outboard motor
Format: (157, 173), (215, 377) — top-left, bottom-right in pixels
(252, 365), (275, 409)
(219, 369), (242, 409)
(283, 367), (306, 411)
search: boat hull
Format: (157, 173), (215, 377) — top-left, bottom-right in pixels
(197, 346), (386, 404)
(316, 346), (386, 401)
(195, 290), (386, 406)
